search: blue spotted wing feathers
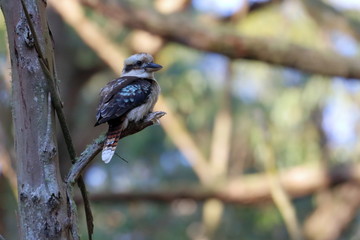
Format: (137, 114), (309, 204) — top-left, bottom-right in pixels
(95, 77), (152, 126)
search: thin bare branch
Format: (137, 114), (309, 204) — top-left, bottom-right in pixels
(209, 59), (233, 179)
(203, 60), (233, 238)
(65, 111), (165, 237)
(157, 99), (212, 184)
(255, 117), (303, 240)
(66, 111), (166, 185)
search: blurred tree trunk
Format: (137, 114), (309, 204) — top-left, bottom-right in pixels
(0, 0), (72, 239)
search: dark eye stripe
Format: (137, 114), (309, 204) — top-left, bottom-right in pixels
(124, 61), (144, 73)
(124, 65), (133, 72)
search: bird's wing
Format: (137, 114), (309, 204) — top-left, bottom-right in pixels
(95, 77), (152, 125)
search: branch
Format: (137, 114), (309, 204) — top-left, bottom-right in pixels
(79, 0), (360, 79)
(255, 119), (303, 240)
(303, 183), (360, 240)
(209, 60), (232, 178)
(75, 190), (269, 205)
(74, 163), (360, 205)
(66, 111), (166, 185)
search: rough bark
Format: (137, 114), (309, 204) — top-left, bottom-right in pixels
(80, 0), (360, 79)
(0, 0), (71, 239)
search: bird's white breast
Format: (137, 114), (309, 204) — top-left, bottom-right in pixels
(123, 80), (160, 127)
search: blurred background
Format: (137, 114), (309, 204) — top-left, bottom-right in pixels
(2, 0), (360, 239)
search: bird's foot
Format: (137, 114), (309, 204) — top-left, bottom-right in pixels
(145, 111), (166, 125)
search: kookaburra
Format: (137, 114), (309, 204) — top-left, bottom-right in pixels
(95, 53), (162, 163)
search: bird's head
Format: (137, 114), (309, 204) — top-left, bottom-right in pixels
(121, 53), (162, 79)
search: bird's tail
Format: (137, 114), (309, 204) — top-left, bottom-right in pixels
(102, 124), (122, 163)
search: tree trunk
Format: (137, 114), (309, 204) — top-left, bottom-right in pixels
(1, 0), (71, 239)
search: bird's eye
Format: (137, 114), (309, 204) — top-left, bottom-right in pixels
(136, 61), (142, 66)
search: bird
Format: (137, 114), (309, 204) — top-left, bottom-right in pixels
(95, 53), (162, 163)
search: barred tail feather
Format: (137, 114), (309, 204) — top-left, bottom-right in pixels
(102, 125), (122, 163)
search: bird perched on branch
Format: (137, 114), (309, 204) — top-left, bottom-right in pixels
(95, 53), (162, 163)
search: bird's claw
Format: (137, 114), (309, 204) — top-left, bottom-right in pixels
(145, 111), (166, 125)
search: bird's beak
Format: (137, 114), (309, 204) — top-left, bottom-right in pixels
(145, 62), (163, 72)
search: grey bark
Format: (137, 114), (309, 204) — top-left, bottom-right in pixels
(1, 0), (71, 239)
